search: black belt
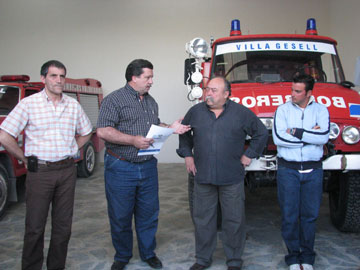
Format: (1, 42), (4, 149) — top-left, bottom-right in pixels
(277, 157), (322, 170)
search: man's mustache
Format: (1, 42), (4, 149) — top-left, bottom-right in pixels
(205, 96), (214, 102)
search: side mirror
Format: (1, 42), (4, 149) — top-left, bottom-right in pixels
(340, 81), (355, 89)
(184, 58), (196, 85)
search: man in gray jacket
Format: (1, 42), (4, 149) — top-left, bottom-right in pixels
(272, 73), (329, 270)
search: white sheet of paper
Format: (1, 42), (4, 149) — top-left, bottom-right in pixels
(138, 124), (174, 156)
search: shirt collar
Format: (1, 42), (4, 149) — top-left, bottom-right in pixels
(205, 99), (231, 110)
(224, 99), (231, 108)
(41, 89), (66, 104)
(307, 95), (315, 105)
(125, 83), (148, 98)
(291, 95), (315, 109)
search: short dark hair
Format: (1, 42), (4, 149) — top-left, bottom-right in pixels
(293, 73), (315, 92)
(211, 76), (232, 96)
(40, 60), (67, 77)
(125, 59), (153, 82)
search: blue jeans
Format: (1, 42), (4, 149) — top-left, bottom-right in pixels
(104, 153), (159, 263)
(277, 166), (323, 266)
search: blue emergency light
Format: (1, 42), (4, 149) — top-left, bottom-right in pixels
(306, 18), (318, 35)
(230, 19), (242, 36)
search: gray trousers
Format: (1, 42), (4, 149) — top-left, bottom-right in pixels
(193, 181), (246, 268)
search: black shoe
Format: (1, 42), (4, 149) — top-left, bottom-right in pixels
(189, 263), (209, 270)
(111, 261), (127, 270)
(144, 256), (163, 269)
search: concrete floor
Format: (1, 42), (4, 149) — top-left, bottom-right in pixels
(0, 163), (359, 270)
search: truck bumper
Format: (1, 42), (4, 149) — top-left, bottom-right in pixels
(246, 155), (277, 171)
(246, 154), (360, 171)
(322, 154), (360, 170)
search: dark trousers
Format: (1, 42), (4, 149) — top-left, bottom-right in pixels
(277, 166), (323, 266)
(193, 181), (246, 268)
(22, 159), (77, 270)
(104, 153), (159, 263)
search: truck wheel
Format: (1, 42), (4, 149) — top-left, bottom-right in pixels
(188, 173), (222, 229)
(77, 142), (96, 178)
(329, 171), (360, 232)
(0, 164), (9, 219)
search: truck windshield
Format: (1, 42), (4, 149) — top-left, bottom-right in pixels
(0, 86), (20, 115)
(212, 40), (343, 84)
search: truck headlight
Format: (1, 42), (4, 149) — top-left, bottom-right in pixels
(342, 126), (360, 144)
(190, 86), (203, 99)
(185, 38), (210, 58)
(191, 71), (203, 84)
(329, 122), (340, 140)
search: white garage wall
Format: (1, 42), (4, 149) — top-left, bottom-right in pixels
(1, 0), (357, 163)
(329, 0), (360, 83)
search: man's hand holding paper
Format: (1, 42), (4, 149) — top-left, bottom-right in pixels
(138, 125), (175, 156)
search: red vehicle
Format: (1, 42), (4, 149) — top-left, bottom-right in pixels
(0, 75), (104, 218)
(184, 19), (360, 232)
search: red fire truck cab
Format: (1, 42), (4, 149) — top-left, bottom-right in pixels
(0, 75), (104, 218)
(184, 19), (360, 232)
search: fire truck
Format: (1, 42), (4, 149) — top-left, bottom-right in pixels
(184, 19), (360, 232)
(0, 75), (104, 218)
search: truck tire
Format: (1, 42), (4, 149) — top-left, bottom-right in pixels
(77, 142), (96, 178)
(188, 173), (222, 229)
(329, 171), (360, 232)
(0, 164), (9, 219)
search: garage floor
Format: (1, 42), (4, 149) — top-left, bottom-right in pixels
(0, 163), (359, 270)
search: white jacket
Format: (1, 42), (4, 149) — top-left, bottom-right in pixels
(272, 96), (330, 163)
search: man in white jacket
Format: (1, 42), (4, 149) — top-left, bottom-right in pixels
(272, 73), (329, 270)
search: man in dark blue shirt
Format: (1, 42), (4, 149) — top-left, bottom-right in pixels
(177, 76), (268, 270)
(97, 59), (190, 270)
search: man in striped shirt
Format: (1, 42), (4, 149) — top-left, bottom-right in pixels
(0, 60), (92, 270)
